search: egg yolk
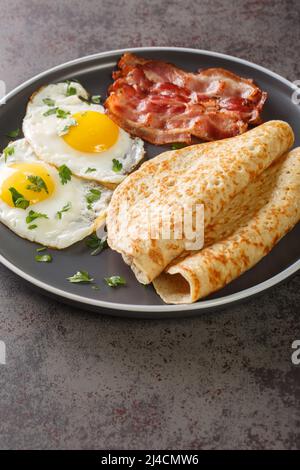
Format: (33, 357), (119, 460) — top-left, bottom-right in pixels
(1, 163), (55, 208)
(63, 111), (119, 153)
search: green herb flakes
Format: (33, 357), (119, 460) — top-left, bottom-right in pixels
(112, 159), (122, 173)
(9, 187), (29, 210)
(58, 164), (72, 185)
(35, 254), (52, 263)
(67, 271), (94, 283)
(104, 276), (126, 287)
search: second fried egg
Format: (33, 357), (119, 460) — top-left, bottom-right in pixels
(23, 82), (144, 185)
(0, 139), (112, 248)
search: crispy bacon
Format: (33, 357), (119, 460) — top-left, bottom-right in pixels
(105, 53), (267, 145)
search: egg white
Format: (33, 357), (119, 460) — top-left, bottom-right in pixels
(23, 82), (144, 184)
(0, 139), (112, 249)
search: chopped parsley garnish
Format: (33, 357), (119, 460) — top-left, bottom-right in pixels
(56, 108), (71, 119)
(78, 95), (91, 105)
(91, 95), (101, 104)
(112, 158), (122, 173)
(36, 246), (47, 252)
(43, 107), (58, 116)
(78, 94), (102, 105)
(43, 107), (70, 119)
(3, 145), (15, 162)
(104, 276), (126, 287)
(58, 118), (77, 136)
(56, 202), (72, 219)
(85, 233), (108, 255)
(85, 233), (102, 249)
(58, 164), (72, 184)
(43, 98), (55, 107)
(26, 175), (49, 194)
(28, 224), (37, 230)
(35, 254), (52, 263)
(85, 167), (96, 173)
(86, 188), (101, 209)
(67, 270), (93, 283)
(66, 84), (77, 97)
(171, 143), (186, 150)
(9, 187), (29, 209)
(59, 125), (70, 136)
(26, 210), (48, 224)
(6, 128), (20, 138)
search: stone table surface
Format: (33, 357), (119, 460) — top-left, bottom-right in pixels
(0, 0), (299, 450)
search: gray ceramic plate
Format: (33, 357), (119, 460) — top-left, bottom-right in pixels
(0, 47), (299, 318)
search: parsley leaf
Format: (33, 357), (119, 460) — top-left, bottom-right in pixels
(85, 233), (102, 249)
(58, 164), (72, 184)
(36, 246), (47, 252)
(85, 233), (108, 255)
(104, 276), (126, 287)
(9, 187), (29, 209)
(56, 108), (71, 119)
(58, 118), (77, 136)
(58, 125), (70, 136)
(26, 175), (49, 194)
(78, 95), (91, 105)
(67, 270), (94, 283)
(35, 254), (52, 263)
(6, 128), (20, 138)
(78, 94), (101, 105)
(43, 107), (70, 119)
(28, 224), (37, 230)
(43, 98), (55, 107)
(56, 202), (72, 219)
(78, 95), (92, 104)
(43, 107), (58, 116)
(3, 145), (14, 162)
(91, 95), (101, 104)
(66, 84), (77, 96)
(26, 210), (48, 224)
(171, 143), (186, 150)
(86, 188), (101, 209)
(85, 167), (96, 173)
(112, 159), (122, 173)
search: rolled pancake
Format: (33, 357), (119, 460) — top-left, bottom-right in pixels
(153, 147), (300, 303)
(107, 121), (294, 284)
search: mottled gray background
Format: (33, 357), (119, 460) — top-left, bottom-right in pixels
(0, 0), (300, 450)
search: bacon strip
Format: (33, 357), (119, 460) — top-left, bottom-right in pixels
(105, 53), (267, 145)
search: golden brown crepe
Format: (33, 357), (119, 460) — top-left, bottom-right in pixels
(153, 147), (300, 303)
(107, 121), (294, 284)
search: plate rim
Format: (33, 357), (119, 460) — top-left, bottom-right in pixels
(0, 46), (299, 313)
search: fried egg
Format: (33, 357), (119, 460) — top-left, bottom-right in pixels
(23, 82), (144, 184)
(0, 139), (112, 248)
